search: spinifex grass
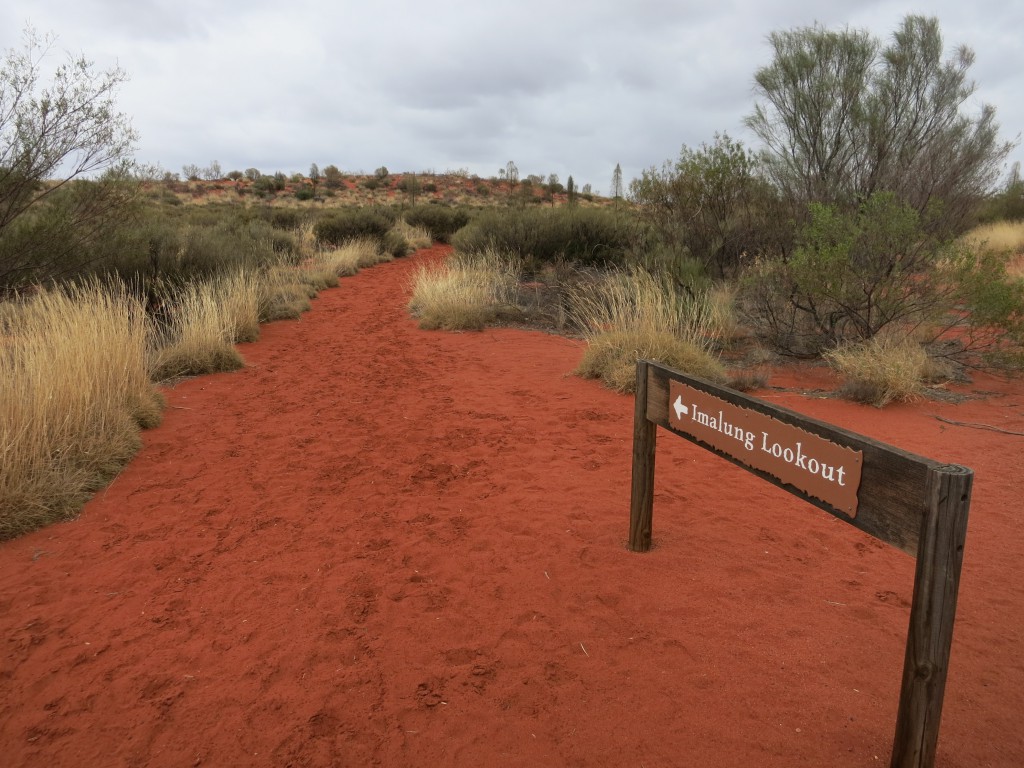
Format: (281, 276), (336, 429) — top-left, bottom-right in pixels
(0, 280), (162, 539)
(567, 267), (726, 392)
(825, 333), (929, 407)
(151, 276), (248, 380)
(391, 220), (433, 252)
(408, 249), (521, 330)
(962, 221), (1024, 256)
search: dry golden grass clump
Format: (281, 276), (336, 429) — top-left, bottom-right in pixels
(313, 237), (393, 278)
(259, 265), (314, 320)
(408, 249), (522, 330)
(567, 267), (726, 392)
(0, 280), (163, 539)
(962, 221), (1024, 281)
(391, 220), (433, 252)
(824, 334), (931, 407)
(962, 220), (1024, 255)
(151, 276), (249, 380)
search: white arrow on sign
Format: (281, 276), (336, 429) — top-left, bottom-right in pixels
(673, 395), (689, 420)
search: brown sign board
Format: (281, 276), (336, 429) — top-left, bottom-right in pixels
(668, 380), (863, 516)
(629, 360), (973, 768)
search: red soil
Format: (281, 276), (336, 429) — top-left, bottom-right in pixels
(2, 245), (1023, 767)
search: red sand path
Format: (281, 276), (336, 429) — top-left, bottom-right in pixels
(2, 245), (1023, 767)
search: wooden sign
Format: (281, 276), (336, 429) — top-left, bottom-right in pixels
(668, 379), (863, 516)
(628, 360), (972, 768)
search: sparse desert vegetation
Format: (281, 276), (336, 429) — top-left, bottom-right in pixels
(567, 267), (727, 392)
(408, 249), (521, 331)
(3, 10), (1024, 543)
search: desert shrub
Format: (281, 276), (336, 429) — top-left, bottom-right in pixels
(404, 205), (471, 243)
(268, 209), (303, 230)
(740, 193), (988, 357)
(825, 335), (930, 407)
(314, 208), (392, 246)
(451, 207), (637, 271)
(0, 280), (162, 539)
(294, 186), (314, 201)
(566, 267), (726, 392)
(408, 249), (521, 330)
(630, 134), (792, 280)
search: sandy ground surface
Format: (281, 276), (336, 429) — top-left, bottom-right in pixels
(2, 244), (1023, 767)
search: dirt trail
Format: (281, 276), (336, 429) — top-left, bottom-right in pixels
(2, 245), (1023, 767)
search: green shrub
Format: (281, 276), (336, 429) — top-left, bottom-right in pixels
(404, 205), (470, 243)
(314, 209), (391, 246)
(267, 209), (302, 230)
(451, 206), (637, 271)
(739, 193), (1002, 357)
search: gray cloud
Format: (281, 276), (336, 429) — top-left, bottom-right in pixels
(1, 0), (1020, 192)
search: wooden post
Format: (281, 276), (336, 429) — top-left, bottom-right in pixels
(629, 360), (656, 552)
(890, 464), (972, 768)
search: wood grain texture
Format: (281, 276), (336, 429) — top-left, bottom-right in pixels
(890, 465), (972, 768)
(629, 360), (656, 552)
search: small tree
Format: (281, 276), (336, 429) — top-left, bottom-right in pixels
(323, 164), (343, 189)
(309, 163), (321, 198)
(611, 163), (624, 202)
(0, 27), (138, 290)
(244, 167), (261, 182)
(400, 173), (421, 205)
(747, 15), (1014, 232)
(630, 134), (788, 279)
(203, 161), (222, 181)
(566, 175), (577, 206)
(505, 160), (519, 198)
(182, 164), (201, 181)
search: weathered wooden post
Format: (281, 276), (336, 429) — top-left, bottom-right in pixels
(629, 360), (656, 552)
(890, 464), (972, 768)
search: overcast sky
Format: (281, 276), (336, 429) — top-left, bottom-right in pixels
(2, 0), (1022, 194)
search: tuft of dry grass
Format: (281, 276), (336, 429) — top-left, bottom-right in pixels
(962, 221), (1024, 281)
(216, 270), (262, 343)
(567, 267), (726, 392)
(392, 220), (433, 252)
(315, 237), (394, 278)
(824, 334), (930, 407)
(151, 277), (247, 380)
(962, 220), (1024, 254)
(408, 249), (521, 330)
(0, 280), (163, 539)
(258, 265), (313, 321)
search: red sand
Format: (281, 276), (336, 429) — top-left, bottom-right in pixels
(2, 245), (1023, 767)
